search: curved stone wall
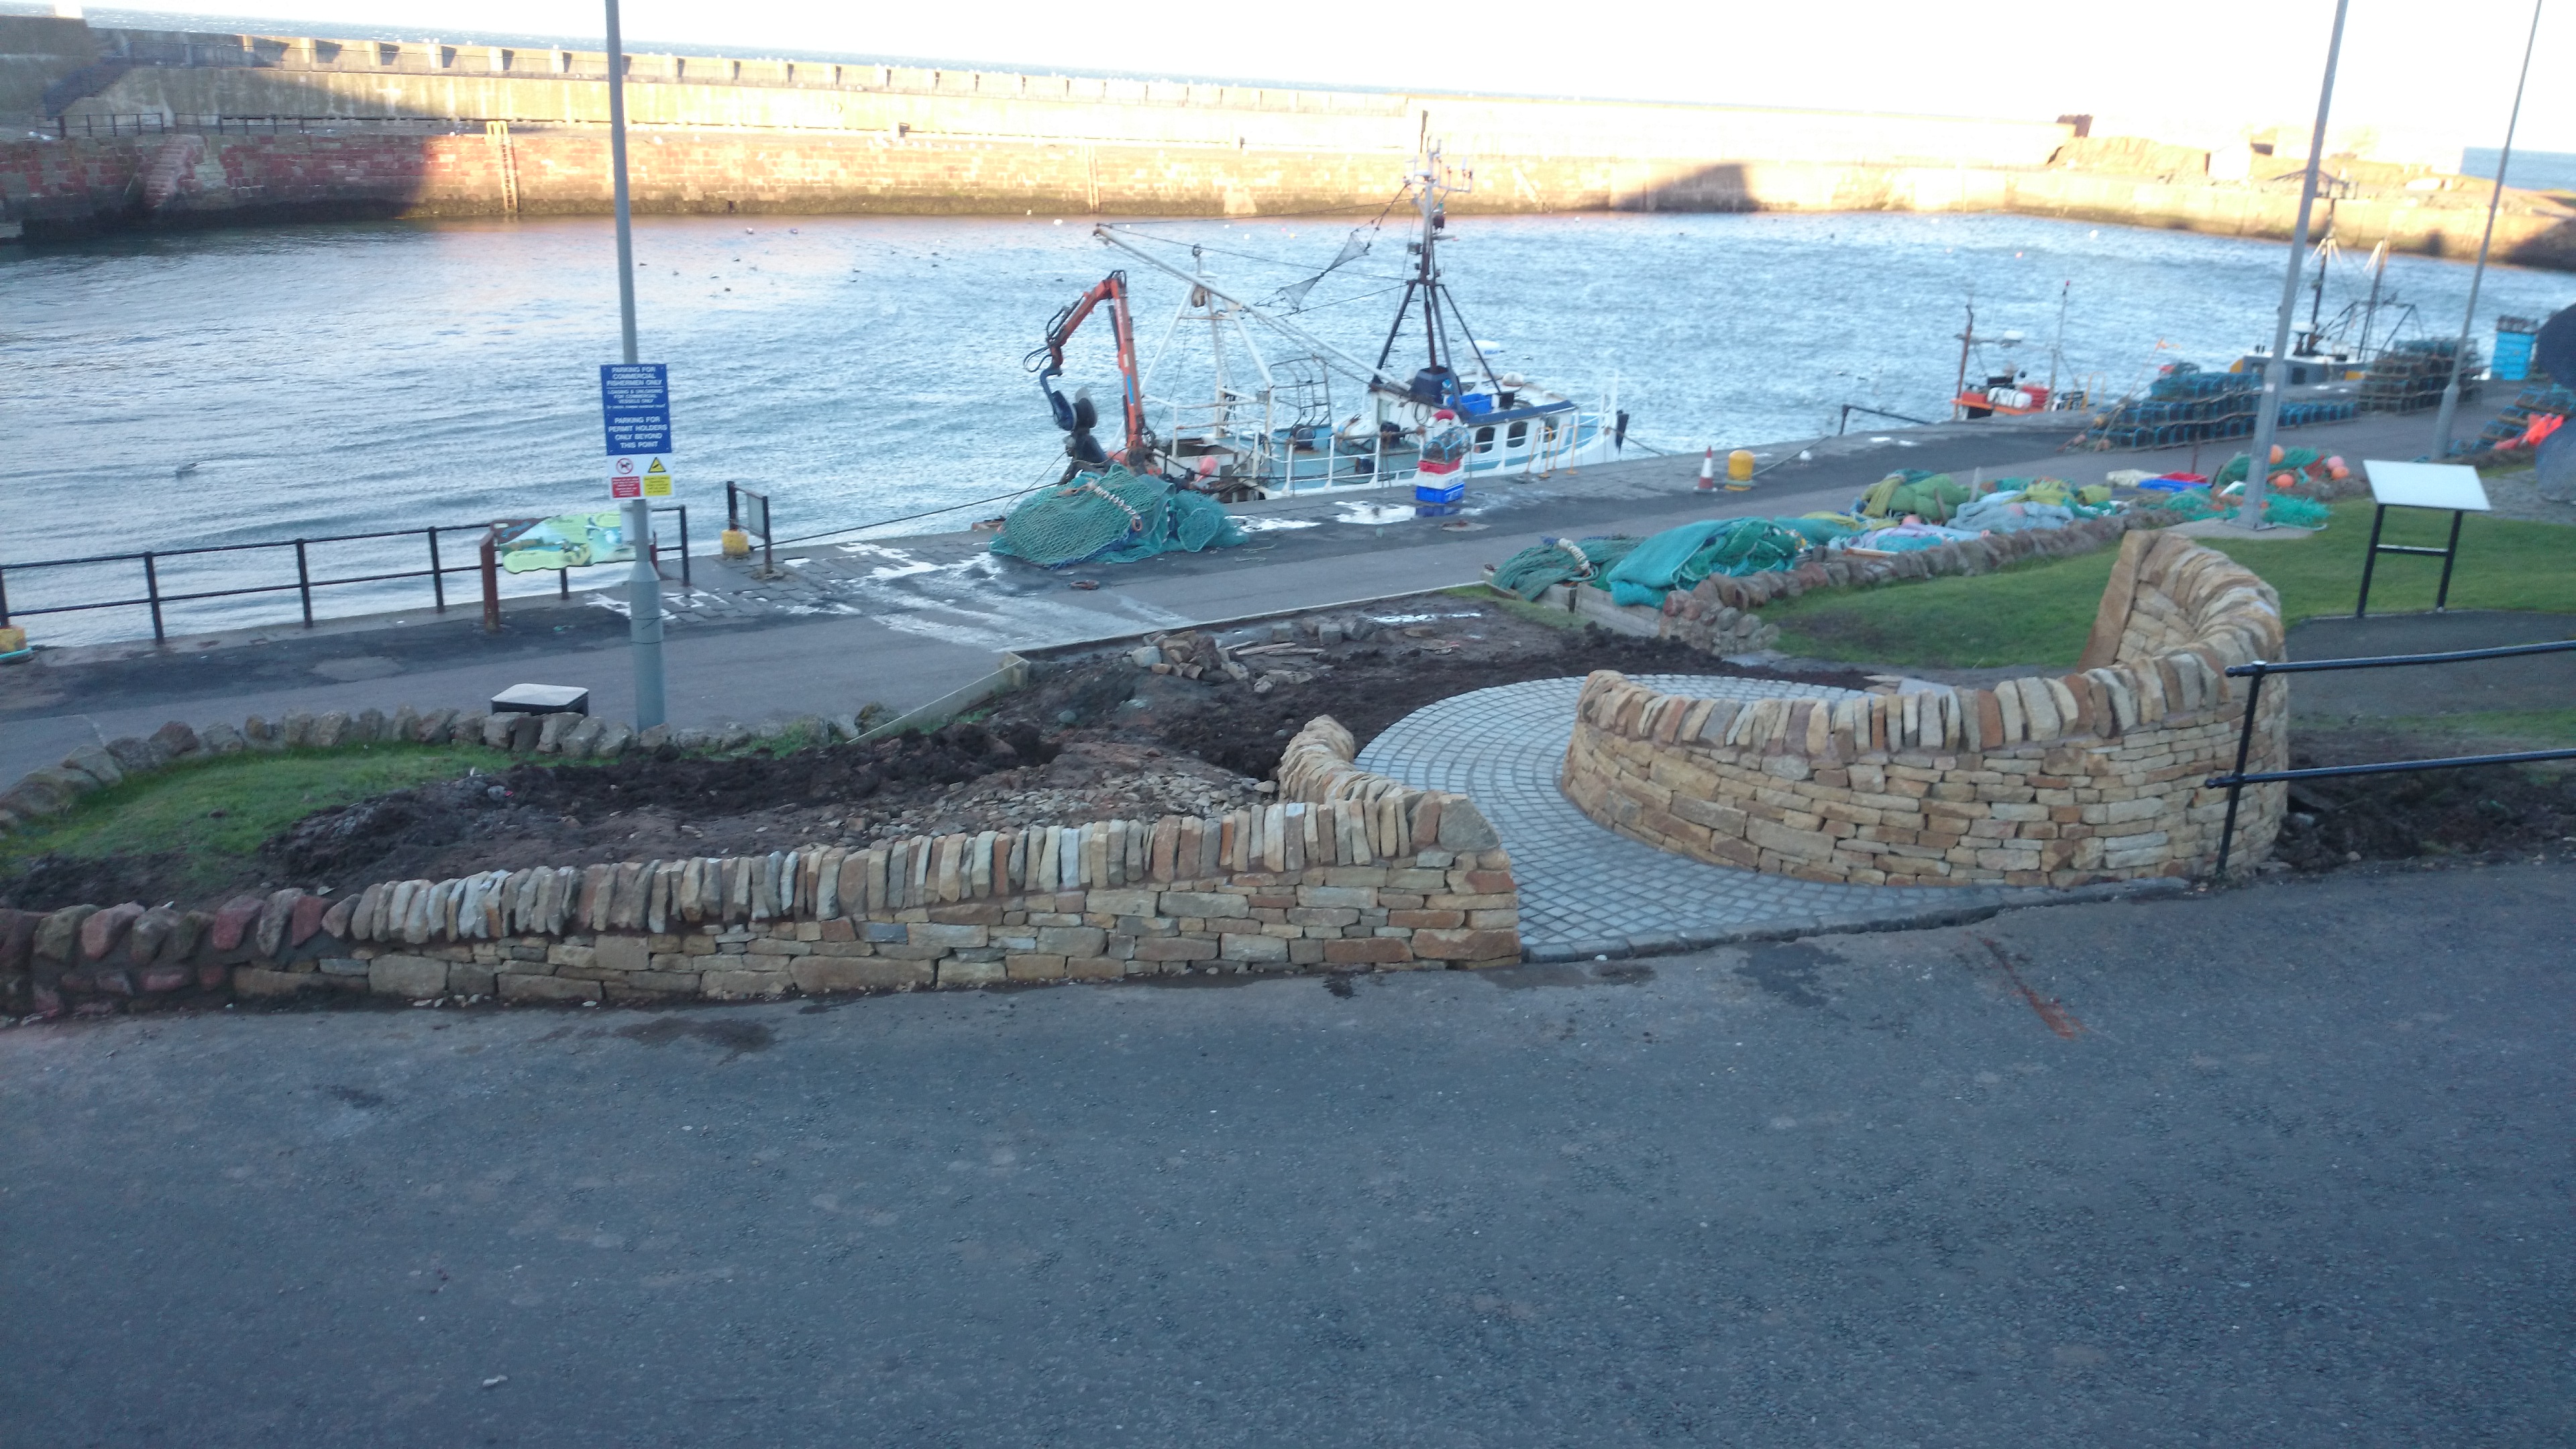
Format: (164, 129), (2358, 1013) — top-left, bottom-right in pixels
(1559, 532), (2289, 886)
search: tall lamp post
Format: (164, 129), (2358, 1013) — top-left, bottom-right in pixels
(2241, 0), (2352, 533)
(2430, 0), (2546, 462)
(606, 0), (665, 729)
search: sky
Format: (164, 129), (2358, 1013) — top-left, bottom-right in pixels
(59, 0), (2576, 160)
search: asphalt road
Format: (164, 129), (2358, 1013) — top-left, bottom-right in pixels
(4, 863), (2569, 1446)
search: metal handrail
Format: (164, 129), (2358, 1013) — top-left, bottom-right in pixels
(0, 506), (689, 644)
(1837, 403), (1939, 435)
(2204, 637), (2576, 873)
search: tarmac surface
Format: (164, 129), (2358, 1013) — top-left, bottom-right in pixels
(0, 408), (2499, 786)
(2, 863), (2568, 1446)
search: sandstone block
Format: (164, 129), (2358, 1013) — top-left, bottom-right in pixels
(1034, 925), (1106, 957)
(1324, 936), (1414, 965)
(1006, 953), (1068, 980)
(1160, 890), (1248, 918)
(1411, 928), (1521, 962)
(502, 972), (604, 1002)
(370, 954), (450, 998)
(792, 958), (928, 994)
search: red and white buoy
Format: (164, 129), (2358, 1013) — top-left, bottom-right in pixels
(1697, 445), (1715, 490)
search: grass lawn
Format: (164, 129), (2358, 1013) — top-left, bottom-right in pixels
(0, 745), (496, 892)
(1766, 500), (2576, 669)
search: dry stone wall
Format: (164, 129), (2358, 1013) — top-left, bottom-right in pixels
(0, 715), (1521, 1017)
(1559, 531), (2290, 886)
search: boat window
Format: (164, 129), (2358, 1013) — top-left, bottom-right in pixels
(1474, 425), (1496, 453)
(1506, 419), (1528, 447)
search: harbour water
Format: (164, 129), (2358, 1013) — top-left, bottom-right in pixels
(3, 208), (2569, 645)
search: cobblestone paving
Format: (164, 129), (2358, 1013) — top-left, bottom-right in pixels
(1356, 675), (2011, 953)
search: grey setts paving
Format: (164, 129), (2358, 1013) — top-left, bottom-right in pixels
(1356, 675), (2014, 953)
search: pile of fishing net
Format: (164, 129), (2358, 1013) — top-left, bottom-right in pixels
(1489, 535), (1644, 599)
(2211, 446), (2349, 489)
(988, 466), (1248, 568)
(1854, 470), (1972, 523)
(1601, 517), (1835, 604)
(1854, 470), (2117, 529)
(2147, 487), (2332, 528)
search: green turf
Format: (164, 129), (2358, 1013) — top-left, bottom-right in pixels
(1765, 501), (2576, 669)
(1450, 585), (1586, 632)
(0, 745), (495, 888)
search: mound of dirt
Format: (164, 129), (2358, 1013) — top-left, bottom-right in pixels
(2270, 745), (2576, 873)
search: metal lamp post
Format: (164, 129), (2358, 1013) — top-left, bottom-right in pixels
(2430, 0), (2546, 462)
(606, 0), (665, 729)
(2241, 0), (2352, 533)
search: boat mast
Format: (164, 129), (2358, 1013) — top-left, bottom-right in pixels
(2047, 280), (2070, 396)
(2358, 239), (2387, 360)
(1952, 297), (1976, 419)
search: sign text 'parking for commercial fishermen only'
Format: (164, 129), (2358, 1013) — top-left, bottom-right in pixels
(601, 362), (674, 498)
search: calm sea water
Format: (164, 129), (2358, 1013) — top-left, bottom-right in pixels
(4, 209), (2571, 643)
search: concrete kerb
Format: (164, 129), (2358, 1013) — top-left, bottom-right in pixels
(1008, 582), (1486, 665)
(849, 653), (1032, 744)
(1518, 877), (2192, 963)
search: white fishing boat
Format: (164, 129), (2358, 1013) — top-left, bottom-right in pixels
(1038, 148), (1625, 504)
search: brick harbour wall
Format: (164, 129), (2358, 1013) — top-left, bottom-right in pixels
(1558, 532), (2290, 886)
(0, 714), (1521, 1016)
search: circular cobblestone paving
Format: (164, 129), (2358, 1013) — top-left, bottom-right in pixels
(1356, 675), (2012, 954)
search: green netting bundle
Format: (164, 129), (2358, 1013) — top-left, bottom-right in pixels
(1856, 470), (1971, 522)
(2148, 487), (2331, 528)
(1605, 517), (1828, 605)
(2212, 447), (2322, 486)
(989, 466), (1248, 568)
(1490, 535), (1642, 599)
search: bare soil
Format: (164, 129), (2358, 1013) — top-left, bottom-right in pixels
(2269, 727), (2576, 873)
(0, 597), (1821, 913)
(8, 591), (2562, 915)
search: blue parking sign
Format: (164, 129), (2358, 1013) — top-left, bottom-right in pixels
(600, 363), (672, 455)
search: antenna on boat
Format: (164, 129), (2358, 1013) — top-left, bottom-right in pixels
(1373, 141), (1487, 400)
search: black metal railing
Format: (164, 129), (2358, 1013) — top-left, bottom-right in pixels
(1837, 403), (1938, 435)
(726, 482), (776, 576)
(0, 506), (690, 644)
(2206, 637), (2576, 873)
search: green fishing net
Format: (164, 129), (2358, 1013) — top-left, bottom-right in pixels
(989, 466), (1248, 568)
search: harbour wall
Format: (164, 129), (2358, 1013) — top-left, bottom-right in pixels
(5, 21), (2570, 266)
(35, 25), (2074, 169)
(11, 127), (2576, 272)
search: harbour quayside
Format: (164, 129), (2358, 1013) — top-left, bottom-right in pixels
(1028, 148), (1627, 508)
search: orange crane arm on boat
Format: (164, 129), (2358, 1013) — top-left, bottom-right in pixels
(1030, 271), (1150, 467)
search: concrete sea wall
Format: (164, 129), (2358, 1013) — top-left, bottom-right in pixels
(6, 19), (2570, 266)
(11, 126), (2575, 271)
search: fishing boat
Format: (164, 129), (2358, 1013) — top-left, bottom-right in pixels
(1049, 148), (1625, 502)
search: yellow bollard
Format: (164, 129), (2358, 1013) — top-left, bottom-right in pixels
(1727, 449), (1756, 483)
(720, 526), (751, 559)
